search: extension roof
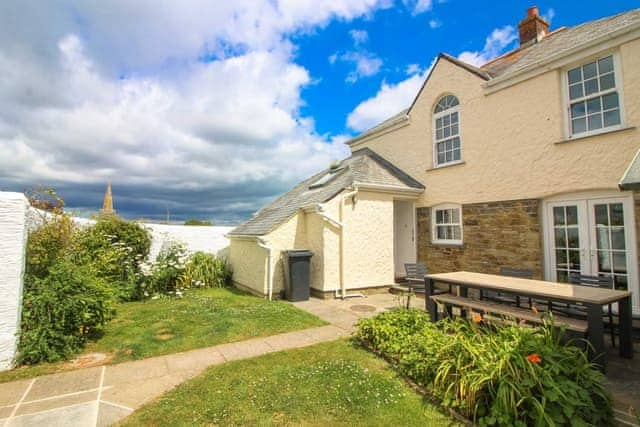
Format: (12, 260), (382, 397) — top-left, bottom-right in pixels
(228, 148), (424, 237)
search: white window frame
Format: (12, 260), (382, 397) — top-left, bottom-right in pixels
(431, 203), (463, 245)
(562, 51), (626, 140)
(432, 96), (462, 168)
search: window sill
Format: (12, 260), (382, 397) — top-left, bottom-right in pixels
(431, 241), (464, 248)
(426, 160), (465, 171)
(556, 126), (636, 144)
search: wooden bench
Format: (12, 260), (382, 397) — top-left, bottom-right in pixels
(430, 293), (588, 333)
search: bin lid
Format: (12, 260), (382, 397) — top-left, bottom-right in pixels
(284, 250), (313, 257)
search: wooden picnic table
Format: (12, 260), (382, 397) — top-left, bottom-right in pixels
(423, 271), (633, 366)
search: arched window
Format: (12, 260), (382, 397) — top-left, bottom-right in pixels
(433, 95), (461, 167)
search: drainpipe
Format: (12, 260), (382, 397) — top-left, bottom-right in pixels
(315, 187), (363, 300)
(257, 238), (273, 301)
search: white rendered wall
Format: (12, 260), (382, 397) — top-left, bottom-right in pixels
(0, 192), (29, 371)
(144, 224), (233, 260)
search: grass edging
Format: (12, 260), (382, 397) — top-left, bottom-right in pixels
(355, 339), (472, 426)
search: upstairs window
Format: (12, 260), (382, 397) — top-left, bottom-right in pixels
(433, 95), (461, 167)
(567, 54), (622, 137)
(432, 204), (463, 245)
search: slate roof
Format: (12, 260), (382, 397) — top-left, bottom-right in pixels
(229, 148), (424, 237)
(619, 149), (640, 191)
(482, 9), (640, 80)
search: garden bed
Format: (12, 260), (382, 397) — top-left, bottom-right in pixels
(119, 339), (456, 426)
(0, 287), (325, 383)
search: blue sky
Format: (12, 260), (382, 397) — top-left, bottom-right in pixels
(0, 1), (637, 223)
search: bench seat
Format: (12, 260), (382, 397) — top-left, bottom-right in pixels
(430, 293), (588, 333)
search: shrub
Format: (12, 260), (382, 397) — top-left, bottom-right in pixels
(184, 218), (213, 226)
(147, 240), (188, 295)
(20, 213), (114, 364)
(179, 252), (232, 288)
(354, 309), (612, 426)
(78, 216), (151, 301)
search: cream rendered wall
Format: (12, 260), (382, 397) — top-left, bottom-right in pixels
(342, 190), (396, 288)
(350, 38), (640, 206)
(261, 212), (308, 296)
(228, 238), (268, 295)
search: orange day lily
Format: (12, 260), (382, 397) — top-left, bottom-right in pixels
(472, 313), (483, 323)
(526, 353), (542, 364)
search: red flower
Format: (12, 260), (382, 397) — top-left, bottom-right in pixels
(526, 353), (542, 364)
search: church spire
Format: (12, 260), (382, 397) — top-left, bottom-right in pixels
(100, 182), (116, 216)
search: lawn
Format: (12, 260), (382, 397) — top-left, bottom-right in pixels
(120, 340), (457, 427)
(0, 287), (325, 383)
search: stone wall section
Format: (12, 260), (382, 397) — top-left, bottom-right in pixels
(0, 192), (29, 371)
(417, 198), (544, 279)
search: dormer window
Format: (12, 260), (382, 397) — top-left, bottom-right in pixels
(433, 95), (461, 167)
(566, 54), (622, 137)
(309, 163), (344, 189)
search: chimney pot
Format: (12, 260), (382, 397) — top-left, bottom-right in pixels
(519, 6), (549, 46)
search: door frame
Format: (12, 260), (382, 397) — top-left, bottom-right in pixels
(393, 199), (417, 277)
(542, 190), (639, 311)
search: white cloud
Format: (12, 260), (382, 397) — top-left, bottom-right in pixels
(543, 8), (555, 24)
(346, 58), (435, 132)
(330, 51), (383, 83)
(405, 63), (421, 75)
(457, 25), (517, 66)
(349, 29), (369, 45)
(402, 0), (433, 15)
(428, 19), (442, 29)
(1, 0), (389, 220)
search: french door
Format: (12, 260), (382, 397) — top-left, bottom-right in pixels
(545, 194), (639, 311)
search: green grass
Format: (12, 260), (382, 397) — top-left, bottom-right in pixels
(120, 340), (457, 427)
(0, 287), (325, 383)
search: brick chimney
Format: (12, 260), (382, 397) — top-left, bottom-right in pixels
(518, 6), (549, 46)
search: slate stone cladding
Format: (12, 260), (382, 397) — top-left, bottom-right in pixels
(417, 199), (543, 279)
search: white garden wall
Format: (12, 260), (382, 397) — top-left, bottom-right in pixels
(0, 192), (29, 371)
(144, 224), (233, 260)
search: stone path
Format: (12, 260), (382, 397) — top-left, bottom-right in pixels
(0, 292), (404, 426)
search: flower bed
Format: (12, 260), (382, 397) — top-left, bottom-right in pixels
(354, 309), (612, 426)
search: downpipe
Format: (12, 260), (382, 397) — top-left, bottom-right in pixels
(257, 238), (273, 301)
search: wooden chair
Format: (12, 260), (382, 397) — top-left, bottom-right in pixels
(480, 267), (533, 307)
(556, 274), (616, 347)
(404, 263), (451, 295)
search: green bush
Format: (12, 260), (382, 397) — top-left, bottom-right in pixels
(354, 309), (612, 426)
(179, 252), (232, 289)
(20, 214), (114, 364)
(146, 240), (188, 295)
(78, 216), (151, 301)
(183, 218), (213, 226)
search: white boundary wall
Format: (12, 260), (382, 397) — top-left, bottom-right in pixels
(0, 192), (29, 370)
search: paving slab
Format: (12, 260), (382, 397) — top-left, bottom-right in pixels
(17, 390), (98, 416)
(5, 401), (97, 427)
(96, 401), (132, 427)
(163, 347), (225, 373)
(100, 373), (185, 409)
(263, 329), (320, 352)
(216, 338), (275, 361)
(0, 405), (15, 419)
(103, 356), (168, 386)
(0, 379), (32, 407)
(26, 367), (101, 401)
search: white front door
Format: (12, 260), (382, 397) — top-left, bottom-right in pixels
(393, 200), (416, 277)
(545, 193), (639, 311)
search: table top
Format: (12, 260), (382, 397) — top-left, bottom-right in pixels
(425, 271), (631, 305)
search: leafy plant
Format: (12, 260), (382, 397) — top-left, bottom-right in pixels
(77, 215), (151, 301)
(20, 213), (114, 364)
(147, 240), (188, 295)
(354, 309), (613, 426)
(179, 252), (232, 288)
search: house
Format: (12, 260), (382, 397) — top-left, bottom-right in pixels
(228, 7), (640, 310)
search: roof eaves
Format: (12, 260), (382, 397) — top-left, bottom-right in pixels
(406, 53), (490, 116)
(345, 111), (409, 146)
